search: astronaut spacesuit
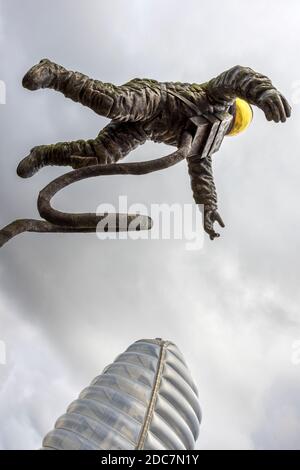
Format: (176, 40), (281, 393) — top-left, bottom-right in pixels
(18, 59), (291, 239)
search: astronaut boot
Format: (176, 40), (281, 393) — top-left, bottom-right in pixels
(22, 59), (66, 91)
(17, 142), (99, 178)
(16, 146), (48, 178)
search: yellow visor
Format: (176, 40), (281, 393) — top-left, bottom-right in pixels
(227, 98), (253, 136)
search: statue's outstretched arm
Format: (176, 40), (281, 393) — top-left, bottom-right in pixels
(205, 65), (291, 122)
(187, 154), (224, 240)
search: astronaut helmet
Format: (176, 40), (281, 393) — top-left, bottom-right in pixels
(227, 98), (253, 136)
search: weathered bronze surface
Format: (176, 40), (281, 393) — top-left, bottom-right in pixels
(0, 61), (291, 247)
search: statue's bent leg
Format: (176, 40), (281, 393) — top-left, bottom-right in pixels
(95, 121), (148, 164)
(17, 121), (148, 177)
(17, 139), (99, 178)
(22, 59), (162, 122)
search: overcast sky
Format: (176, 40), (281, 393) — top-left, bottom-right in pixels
(0, 0), (300, 450)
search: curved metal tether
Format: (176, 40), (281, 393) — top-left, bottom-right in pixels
(0, 131), (193, 248)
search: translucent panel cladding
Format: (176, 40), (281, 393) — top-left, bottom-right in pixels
(42, 338), (201, 450)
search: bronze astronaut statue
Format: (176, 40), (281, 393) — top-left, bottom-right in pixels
(0, 60), (291, 247)
(20, 60), (291, 236)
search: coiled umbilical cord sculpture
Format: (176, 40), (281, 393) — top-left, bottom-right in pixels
(0, 132), (193, 248)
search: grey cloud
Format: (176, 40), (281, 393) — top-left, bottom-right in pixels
(0, 0), (299, 449)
